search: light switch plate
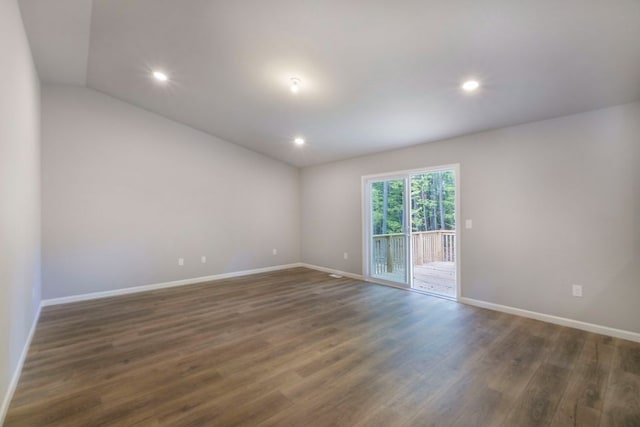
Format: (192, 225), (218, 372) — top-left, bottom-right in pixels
(572, 284), (583, 297)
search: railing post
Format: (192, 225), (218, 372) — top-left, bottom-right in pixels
(375, 238), (380, 273)
(387, 236), (394, 272)
(452, 233), (456, 262)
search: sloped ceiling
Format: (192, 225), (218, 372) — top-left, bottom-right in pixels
(19, 0), (640, 166)
(19, 0), (93, 85)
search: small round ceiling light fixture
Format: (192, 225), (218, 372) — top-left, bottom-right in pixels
(294, 137), (305, 146)
(152, 71), (169, 82)
(461, 79), (480, 92)
(290, 77), (301, 94)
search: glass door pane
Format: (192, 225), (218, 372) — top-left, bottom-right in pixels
(369, 178), (409, 286)
(410, 170), (457, 297)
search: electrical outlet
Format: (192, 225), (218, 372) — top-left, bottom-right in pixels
(272, 248), (277, 255)
(343, 252), (348, 260)
(178, 257), (184, 266)
(572, 284), (583, 297)
(201, 256), (207, 264)
(465, 219), (473, 229)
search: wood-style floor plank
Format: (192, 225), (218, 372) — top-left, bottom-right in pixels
(4, 267), (640, 426)
(601, 339), (640, 427)
(550, 334), (614, 427)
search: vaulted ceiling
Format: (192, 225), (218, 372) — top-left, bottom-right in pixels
(19, 0), (640, 166)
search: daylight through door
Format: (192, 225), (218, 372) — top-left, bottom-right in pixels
(365, 166), (458, 298)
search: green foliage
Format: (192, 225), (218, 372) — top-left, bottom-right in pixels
(410, 171), (456, 232)
(371, 179), (405, 235)
(371, 171), (455, 236)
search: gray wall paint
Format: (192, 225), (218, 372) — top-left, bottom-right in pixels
(0, 0), (41, 415)
(42, 85), (300, 299)
(301, 102), (640, 333)
(37, 70), (640, 334)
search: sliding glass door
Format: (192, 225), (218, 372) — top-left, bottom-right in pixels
(364, 166), (459, 298)
(366, 177), (411, 287)
(409, 170), (457, 298)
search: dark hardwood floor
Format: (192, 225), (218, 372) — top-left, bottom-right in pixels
(5, 267), (640, 426)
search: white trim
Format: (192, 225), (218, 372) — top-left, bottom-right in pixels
(361, 175), (370, 281)
(360, 175), (371, 281)
(361, 164), (462, 181)
(299, 263), (364, 280)
(302, 266), (639, 344)
(0, 303), (42, 425)
(459, 297), (640, 343)
(41, 263), (303, 306)
(453, 164), (461, 300)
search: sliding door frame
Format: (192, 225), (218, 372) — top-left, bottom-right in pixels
(363, 173), (412, 288)
(361, 163), (461, 300)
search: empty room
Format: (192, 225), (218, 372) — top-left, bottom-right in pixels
(2, 0), (640, 426)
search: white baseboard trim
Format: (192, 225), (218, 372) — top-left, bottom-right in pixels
(0, 303), (42, 425)
(41, 263), (304, 307)
(299, 263), (364, 281)
(459, 297), (640, 343)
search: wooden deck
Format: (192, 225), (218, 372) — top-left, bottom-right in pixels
(370, 262), (456, 297)
(372, 231), (457, 297)
(413, 261), (456, 297)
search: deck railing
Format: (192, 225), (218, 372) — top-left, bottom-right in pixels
(413, 230), (456, 264)
(372, 230), (456, 274)
(372, 233), (406, 274)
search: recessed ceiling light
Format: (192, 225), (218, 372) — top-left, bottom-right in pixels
(290, 77), (301, 94)
(294, 137), (305, 145)
(461, 80), (480, 92)
(153, 71), (169, 82)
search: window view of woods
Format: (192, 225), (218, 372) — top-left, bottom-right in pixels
(369, 169), (457, 296)
(410, 171), (455, 232)
(371, 171), (456, 235)
(371, 179), (405, 235)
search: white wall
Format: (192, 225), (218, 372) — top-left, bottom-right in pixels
(42, 85), (300, 299)
(0, 0), (42, 419)
(301, 102), (640, 333)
